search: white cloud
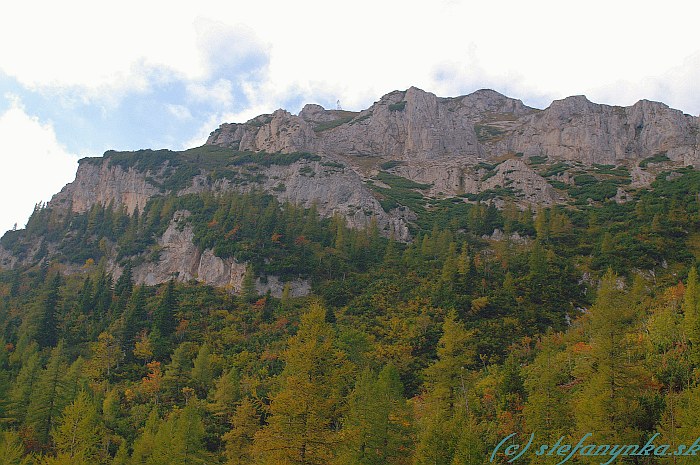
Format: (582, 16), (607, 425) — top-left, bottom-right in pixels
(0, 97), (78, 234)
(0, 2), (204, 95)
(166, 104), (193, 120)
(2, 1), (699, 114)
(186, 79), (235, 107)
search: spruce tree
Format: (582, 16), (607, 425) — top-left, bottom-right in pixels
(153, 279), (177, 338)
(121, 285), (147, 357)
(37, 273), (61, 349)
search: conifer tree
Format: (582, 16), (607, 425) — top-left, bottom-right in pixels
(414, 311), (476, 465)
(148, 402), (208, 465)
(51, 391), (101, 463)
(153, 280), (177, 338)
(76, 277), (93, 316)
(112, 263), (133, 315)
(121, 285), (147, 358)
(223, 398), (260, 465)
(210, 367), (242, 420)
(241, 266), (258, 304)
(37, 273), (61, 349)
(252, 302), (351, 465)
(339, 364), (411, 465)
(523, 337), (574, 443)
(26, 342), (70, 446)
(130, 408), (161, 464)
(573, 269), (647, 449)
(683, 267), (700, 365)
(0, 431), (30, 465)
(162, 343), (193, 402)
(191, 343), (213, 399)
(7, 349), (41, 425)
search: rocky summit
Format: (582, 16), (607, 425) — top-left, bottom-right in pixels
(52, 86), (700, 220)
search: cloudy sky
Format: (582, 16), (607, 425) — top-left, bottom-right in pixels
(1, 0), (699, 234)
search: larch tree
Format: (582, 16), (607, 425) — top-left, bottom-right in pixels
(573, 269), (648, 452)
(252, 302), (352, 465)
(223, 398), (260, 465)
(26, 342), (71, 447)
(190, 343), (213, 399)
(338, 364), (411, 465)
(51, 391), (102, 463)
(414, 311), (477, 465)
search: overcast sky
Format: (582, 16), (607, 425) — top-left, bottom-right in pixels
(1, 0), (699, 235)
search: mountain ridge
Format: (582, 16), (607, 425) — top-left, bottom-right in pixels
(1, 86), (698, 290)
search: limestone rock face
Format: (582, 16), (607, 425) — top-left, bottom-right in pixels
(458, 89), (534, 119)
(131, 211), (311, 295)
(208, 87), (490, 160)
(481, 159), (557, 205)
(501, 96), (699, 166)
(0, 245), (17, 269)
(49, 159), (160, 214)
(208, 87), (699, 173)
(179, 159), (411, 241)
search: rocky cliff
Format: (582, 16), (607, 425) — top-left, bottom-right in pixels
(208, 86), (699, 178)
(500, 96), (700, 166)
(50, 160), (161, 214)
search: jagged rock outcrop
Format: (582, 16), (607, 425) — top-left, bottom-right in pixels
(208, 87), (700, 172)
(49, 159), (160, 214)
(0, 245), (17, 269)
(131, 211), (310, 296)
(207, 86), (515, 160)
(390, 157), (556, 203)
(481, 158), (557, 205)
(177, 159), (412, 240)
(47, 155), (411, 241)
(501, 96), (700, 166)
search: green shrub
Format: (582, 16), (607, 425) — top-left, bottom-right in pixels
(388, 101), (406, 112)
